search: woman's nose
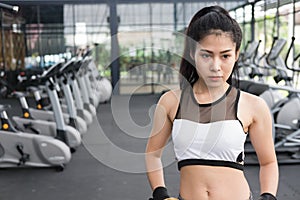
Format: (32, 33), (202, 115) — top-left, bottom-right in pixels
(210, 59), (221, 71)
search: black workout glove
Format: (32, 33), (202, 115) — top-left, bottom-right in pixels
(149, 186), (170, 200)
(257, 193), (277, 200)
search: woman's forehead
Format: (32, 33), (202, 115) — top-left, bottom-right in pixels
(197, 32), (236, 49)
(201, 30), (233, 40)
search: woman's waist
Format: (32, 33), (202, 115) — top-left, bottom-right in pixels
(179, 165), (250, 199)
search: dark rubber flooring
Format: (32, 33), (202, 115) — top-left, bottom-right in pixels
(0, 94), (299, 200)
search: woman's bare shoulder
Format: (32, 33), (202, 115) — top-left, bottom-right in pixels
(157, 89), (181, 115)
(240, 90), (266, 106)
(239, 90), (270, 115)
(159, 89), (181, 104)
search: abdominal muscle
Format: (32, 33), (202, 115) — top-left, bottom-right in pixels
(179, 165), (250, 200)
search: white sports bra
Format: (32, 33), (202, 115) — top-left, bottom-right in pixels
(172, 85), (247, 171)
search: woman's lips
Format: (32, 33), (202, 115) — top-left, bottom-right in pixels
(208, 76), (222, 81)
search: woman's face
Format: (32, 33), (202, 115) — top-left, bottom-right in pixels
(191, 31), (239, 88)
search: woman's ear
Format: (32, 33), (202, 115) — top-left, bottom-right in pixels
(190, 51), (195, 60)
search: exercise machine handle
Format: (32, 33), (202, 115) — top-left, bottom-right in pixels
(284, 36), (295, 70)
(266, 36), (278, 66)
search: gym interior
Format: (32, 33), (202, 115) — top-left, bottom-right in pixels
(0, 0), (300, 199)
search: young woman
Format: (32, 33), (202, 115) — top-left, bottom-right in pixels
(145, 5), (278, 200)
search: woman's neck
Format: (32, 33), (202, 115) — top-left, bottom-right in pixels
(192, 81), (230, 102)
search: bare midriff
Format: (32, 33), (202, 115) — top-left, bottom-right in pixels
(179, 165), (250, 200)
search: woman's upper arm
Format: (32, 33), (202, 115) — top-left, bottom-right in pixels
(146, 90), (179, 155)
(248, 96), (277, 165)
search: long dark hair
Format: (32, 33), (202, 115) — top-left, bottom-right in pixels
(179, 5), (242, 89)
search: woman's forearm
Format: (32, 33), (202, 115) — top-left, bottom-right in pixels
(147, 167), (166, 190)
(259, 161), (279, 195)
(146, 153), (166, 190)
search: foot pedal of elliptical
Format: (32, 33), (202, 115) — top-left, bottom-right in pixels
(16, 143), (30, 165)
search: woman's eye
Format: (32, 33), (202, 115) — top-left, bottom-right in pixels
(222, 54), (230, 59)
(201, 54), (211, 58)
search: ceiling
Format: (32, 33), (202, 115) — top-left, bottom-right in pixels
(2, 0), (247, 5)
(1, 0), (248, 25)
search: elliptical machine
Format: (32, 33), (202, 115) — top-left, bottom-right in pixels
(27, 60), (91, 130)
(76, 59), (97, 117)
(59, 59), (93, 125)
(11, 63), (82, 152)
(0, 104), (71, 170)
(55, 59), (88, 133)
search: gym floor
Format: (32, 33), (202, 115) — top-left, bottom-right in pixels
(0, 94), (299, 200)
